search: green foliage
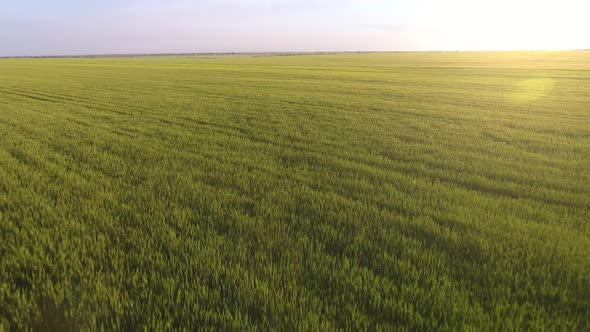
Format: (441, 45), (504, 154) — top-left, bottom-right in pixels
(0, 52), (589, 330)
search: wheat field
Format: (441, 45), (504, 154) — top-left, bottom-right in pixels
(0, 52), (589, 330)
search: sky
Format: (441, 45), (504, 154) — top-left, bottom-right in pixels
(1, 0), (589, 56)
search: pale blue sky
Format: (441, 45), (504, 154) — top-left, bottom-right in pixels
(1, 0), (588, 56)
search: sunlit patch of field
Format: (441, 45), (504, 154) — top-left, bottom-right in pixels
(0, 51), (589, 330)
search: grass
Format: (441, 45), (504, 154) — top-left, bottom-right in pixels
(0, 51), (589, 330)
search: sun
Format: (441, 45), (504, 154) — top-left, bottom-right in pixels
(419, 0), (590, 50)
(476, 0), (588, 50)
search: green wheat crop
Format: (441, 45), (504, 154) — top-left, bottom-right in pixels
(0, 51), (589, 330)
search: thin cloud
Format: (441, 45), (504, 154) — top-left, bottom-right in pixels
(363, 24), (409, 31)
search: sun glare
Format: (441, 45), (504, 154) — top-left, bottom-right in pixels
(420, 0), (589, 50)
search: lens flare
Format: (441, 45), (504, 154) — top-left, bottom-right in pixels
(508, 78), (554, 103)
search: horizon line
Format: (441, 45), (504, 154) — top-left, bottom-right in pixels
(1, 49), (588, 59)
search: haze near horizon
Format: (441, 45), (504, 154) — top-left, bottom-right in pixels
(1, 0), (589, 57)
